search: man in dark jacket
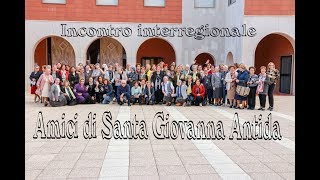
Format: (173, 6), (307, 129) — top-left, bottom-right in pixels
(116, 80), (131, 106)
(201, 67), (212, 105)
(151, 65), (164, 104)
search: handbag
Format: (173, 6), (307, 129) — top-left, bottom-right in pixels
(236, 85), (250, 97)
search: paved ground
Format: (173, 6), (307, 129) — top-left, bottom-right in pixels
(26, 93), (295, 180)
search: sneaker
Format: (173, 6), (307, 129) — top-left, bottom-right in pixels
(200, 103), (202, 107)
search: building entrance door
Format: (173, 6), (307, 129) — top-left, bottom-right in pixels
(279, 55), (292, 94)
(141, 57), (163, 67)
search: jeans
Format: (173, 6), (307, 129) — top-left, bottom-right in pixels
(145, 95), (155, 104)
(268, 83), (275, 107)
(102, 95), (113, 104)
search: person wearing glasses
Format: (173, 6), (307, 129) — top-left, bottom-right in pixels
(235, 63), (249, 109)
(73, 78), (93, 104)
(29, 65), (42, 102)
(91, 63), (102, 83)
(115, 67), (128, 97)
(211, 67), (223, 106)
(257, 66), (270, 111)
(127, 66), (138, 88)
(186, 75), (195, 106)
(49, 78), (67, 107)
(162, 76), (175, 106)
(246, 66), (259, 110)
(174, 79), (188, 106)
(61, 80), (77, 106)
(225, 65), (238, 108)
(151, 65), (165, 104)
(144, 81), (155, 105)
(266, 62), (280, 111)
(117, 80), (131, 106)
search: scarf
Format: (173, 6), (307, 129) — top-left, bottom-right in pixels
(256, 74), (266, 93)
(65, 86), (76, 99)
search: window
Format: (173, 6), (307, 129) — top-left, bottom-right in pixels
(228, 0), (236, 6)
(144, 0), (165, 7)
(194, 0), (215, 8)
(42, 0), (66, 4)
(96, 0), (118, 6)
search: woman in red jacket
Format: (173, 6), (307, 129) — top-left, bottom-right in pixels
(58, 64), (69, 83)
(192, 79), (205, 106)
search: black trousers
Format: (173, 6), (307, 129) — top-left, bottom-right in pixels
(194, 96), (203, 106)
(64, 95), (77, 106)
(205, 88), (213, 104)
(96, 92), (104, 103)
(117, 92), (131, 105)
(131, 95), (142, 104)
(154, 88), (163, 103)
(258, 94), (266, 108)
(248, 86), (257, 108)
(268, 83), (275, 107)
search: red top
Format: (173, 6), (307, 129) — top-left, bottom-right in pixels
(58, 70), (69, 81)
(192, 84), (205, 98)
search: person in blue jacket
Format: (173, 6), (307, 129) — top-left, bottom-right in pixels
(235, 63), (249, 109)
(102, 79), (114, 104)
(117, 80), (131, 106)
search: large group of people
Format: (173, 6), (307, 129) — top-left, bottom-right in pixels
(29, 59), (280, 111)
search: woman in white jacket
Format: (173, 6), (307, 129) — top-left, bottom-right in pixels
(224, 65), (238, 108)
